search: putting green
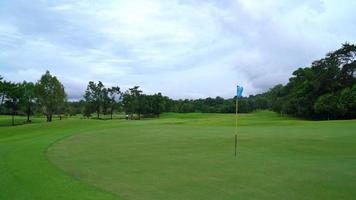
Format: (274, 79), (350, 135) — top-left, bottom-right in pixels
(47, 112), (356, 200)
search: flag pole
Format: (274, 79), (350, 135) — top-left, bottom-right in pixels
(235, 94), (238, 157)
(235, 85), (243, 157)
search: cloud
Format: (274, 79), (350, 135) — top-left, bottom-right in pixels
(0, 0), (355, 99)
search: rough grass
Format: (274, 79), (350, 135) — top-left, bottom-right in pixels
(1, 111), (356, 200)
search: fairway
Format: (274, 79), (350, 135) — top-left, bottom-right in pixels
(0, 112), (356, 199)
(2, 111), (354, 200)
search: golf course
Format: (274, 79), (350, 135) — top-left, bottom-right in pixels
(1, 1), (355, 199)
(1, 111), (355, 200)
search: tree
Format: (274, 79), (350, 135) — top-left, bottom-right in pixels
(65, 101), (84, 116)
(122, 86), (142, 119)
(122, 91), (133, 119)
(0, 75), (3, 111)
(83, 81), (105, 119)
(107, 86), (121, 119)
(83, 103), (94, 118)
(314, 93), (338, 120)
(179, 100), (195, 113)
(5, 82), (23, 126)
(101, 88), (109, 116)
(21, 81), (36, 123)
(0, 76), (11, 113)
(338, 85), (356, 118)
(267, 84), (287, 115)
(36, 71), (66, 122)
(264, 43), (356, 119)
(152, 93), (164, 117)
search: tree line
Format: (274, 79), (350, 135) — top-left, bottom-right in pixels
(1, 43), (355, 124)
(266, 43), (355, 119)
(81, 84), (269, 118)
(82, 83), (166, 119)
(0, 71), (264, 124)
(87, 43), (353, 120)
(0, 71), (66, 125)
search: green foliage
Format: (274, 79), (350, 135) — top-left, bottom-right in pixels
(107, 86), (121, 119)
(65, 100), (85, 116)
(35, 71), (66, 122)
(4, 82), (23, 125)
(267, 43), (356, 119)
(84, 81), (105, 118)
(0, 76), (12, 113)
(83, 81), (122, 119)
(338, 85), (356, 117)
(314, 93), (338, 119)
(169, 95), (268, 114)
(122, 86), (142, 119)
(21, 81), (36, 122)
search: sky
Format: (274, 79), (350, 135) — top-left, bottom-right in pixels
(0, 0), (355, 100)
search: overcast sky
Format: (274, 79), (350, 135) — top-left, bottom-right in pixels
(1, 0), (355, 99)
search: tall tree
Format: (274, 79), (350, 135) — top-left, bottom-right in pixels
(83, 81), (105, 119)
(107, 86), (121, 119)
(36, 71), (66, 122)
(122, 86), (142, 119)
(152, 93), (164, 117)
(101, 88), (109, 116)
(5, 82), (23, 126)
(21, 81), (36, 123)
(0, 76), (11, 113)
(122, 91), (134, 119)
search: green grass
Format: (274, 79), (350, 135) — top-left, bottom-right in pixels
(0, 113), (127, 127)
(1, 111), (356, 200)
(0, 115), (46, 126)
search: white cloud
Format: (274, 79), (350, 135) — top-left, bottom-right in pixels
(0, 0), (355, 99)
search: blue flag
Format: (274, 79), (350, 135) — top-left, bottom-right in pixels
(237, 85), (243, 98)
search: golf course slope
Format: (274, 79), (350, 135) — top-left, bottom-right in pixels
(1, 111), (356, 200)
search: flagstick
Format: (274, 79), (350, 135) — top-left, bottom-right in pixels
(235, 96), (238, 157)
